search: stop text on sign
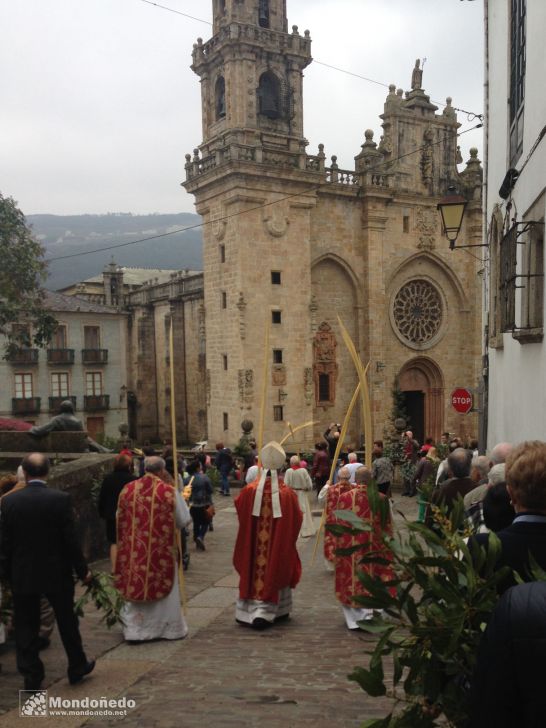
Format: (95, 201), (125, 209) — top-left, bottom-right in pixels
(451, 388), (473, 414)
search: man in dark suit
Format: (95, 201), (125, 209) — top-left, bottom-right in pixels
(473, 440), (546, 594)
(0, 453), (94, 690)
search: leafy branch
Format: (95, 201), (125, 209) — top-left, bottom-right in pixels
(74, 572), (125, 629)
(332, 492), (511, 727)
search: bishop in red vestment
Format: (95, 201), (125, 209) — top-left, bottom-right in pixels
(334, 466), (394, 629)
(233, 441), (302, 629)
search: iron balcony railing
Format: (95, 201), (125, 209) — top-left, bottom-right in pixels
(81, 349), (108, 364)
(12, 397), (41, 415)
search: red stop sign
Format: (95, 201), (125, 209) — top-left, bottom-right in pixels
(451, 388), (473, 414)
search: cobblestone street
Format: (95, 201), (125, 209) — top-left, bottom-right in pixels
(0, 491), (417, 727)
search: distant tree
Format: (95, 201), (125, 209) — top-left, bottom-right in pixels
(0, 193), (57, 354)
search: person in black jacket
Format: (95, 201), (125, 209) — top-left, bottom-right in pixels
(468, 581), (546, 728)
(214, 442), (233, 496)
(472, 440), (546, 594)
(98, 454), (135, 570)
(187, 460), (214, 551)
(0, 453), (94, 690)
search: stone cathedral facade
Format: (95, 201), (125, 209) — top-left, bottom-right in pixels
(183, 0), (483, 448)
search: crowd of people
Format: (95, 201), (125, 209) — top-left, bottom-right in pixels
(1, 423), (546, 726)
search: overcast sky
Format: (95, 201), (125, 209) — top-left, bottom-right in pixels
(1, 0), (484, 216)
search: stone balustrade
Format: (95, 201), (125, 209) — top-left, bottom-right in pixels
(192, 23), (311, 68)
(185, 143), (391, 190)
(125, 273), (204, 307)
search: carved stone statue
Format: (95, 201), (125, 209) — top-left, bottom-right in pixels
(411, 59), (423, 91)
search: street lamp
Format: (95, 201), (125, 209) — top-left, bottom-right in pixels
(437, 188), (467, 250)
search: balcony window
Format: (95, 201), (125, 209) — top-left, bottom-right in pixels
(86, 371), (103, 396)
(11, 323), (31, 346)
(509, 0), (526, 165)
(51, 372), (69, 398)
(500, 225), (517, 332)
(15, 373), (33, 399)
(84, 326), (100, 349)
(52, 325), (67, 349)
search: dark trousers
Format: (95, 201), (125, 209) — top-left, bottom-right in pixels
(190, 505), (209, 541)
(378, 481), (391, 496)
(13, 584), (88, 687)
(219, 471), (230, 495)
(314, 474), (328, 493)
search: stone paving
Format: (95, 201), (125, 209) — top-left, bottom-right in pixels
(0, 490), (418, 727)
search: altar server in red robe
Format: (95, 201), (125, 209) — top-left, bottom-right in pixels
(115, 456), (191, 641)
(318, 467), (354, 571)
(233, 441), (302, 629)
(334, 466), (394, 629)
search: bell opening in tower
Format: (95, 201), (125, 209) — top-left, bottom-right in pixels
(259, 0), (270, 28)
(258, 71), (281, 119)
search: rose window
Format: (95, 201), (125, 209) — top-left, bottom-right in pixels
(393, 280), (443, 345)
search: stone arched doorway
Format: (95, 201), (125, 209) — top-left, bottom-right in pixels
(398, 357), (444, 445)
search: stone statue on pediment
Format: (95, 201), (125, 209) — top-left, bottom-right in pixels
(411, 59), (423, 90)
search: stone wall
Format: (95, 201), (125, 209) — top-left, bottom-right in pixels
(0, 431), (88, 454)
(48, 454), (116, 562)
(126, 278), (207, 446)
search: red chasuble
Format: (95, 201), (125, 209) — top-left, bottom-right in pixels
(233, 477), (303, 604)
(115, 474), (177, 602)
(334, 486), (394, 607)
(324, 482), (354, 563)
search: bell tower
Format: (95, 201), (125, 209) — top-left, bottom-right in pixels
(191, 0), (311, 160)
(184, 1), (316, 445)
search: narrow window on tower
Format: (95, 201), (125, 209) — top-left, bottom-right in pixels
(223, 412), (229, 431)
(273, 349), (283, 364)
(273, 405), (284, 422)
(222, 354), (228, 371)
(215, 76), (226, 120)
(271, 310), (282, 324)
(220, 244), (226, 263)
(258, 0), (270, 28)
(271, 271), (281, 284)
(403, 215), (410, 233)
(318, 373), (331, 403)
(221, 291), (227, 309)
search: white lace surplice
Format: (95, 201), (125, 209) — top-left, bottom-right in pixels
(120, 491), (190, 642)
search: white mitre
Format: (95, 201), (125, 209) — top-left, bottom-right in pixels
(252, 441), (286, 519)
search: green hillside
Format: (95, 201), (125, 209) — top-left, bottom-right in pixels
(28, 212), (203, 290)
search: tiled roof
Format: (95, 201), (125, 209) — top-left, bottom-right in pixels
(43, 290), (122, 315)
